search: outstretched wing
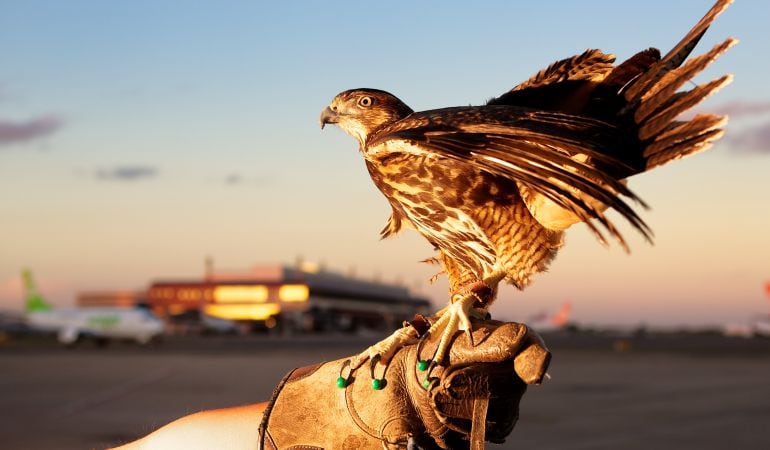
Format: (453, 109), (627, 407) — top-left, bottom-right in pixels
(368, 106), (651, 250)
(481, 0), (733, 236)
(487, 49), (617, 114)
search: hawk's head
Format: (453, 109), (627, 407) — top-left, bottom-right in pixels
(320, 89), (413, 148)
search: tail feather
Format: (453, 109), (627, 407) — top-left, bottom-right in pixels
(639, 74), (732, 141)
(602, 48), (660, 89)
(634, 38), (737, 123)
(623, 0), (733, 102)
(646, 128), (724, 169)
(660, 0), (733, 65)
(643, 114), (727, 158)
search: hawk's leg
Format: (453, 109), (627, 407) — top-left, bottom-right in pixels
(349, 271), (505, 371)
(422, 273), (504, 368)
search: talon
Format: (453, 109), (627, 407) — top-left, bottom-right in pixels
(351, 323), (419, 371)
(458, 303), (473, 332)
(351, 352), (368, 371)
(352, 274), (503, 377)
(466, 328), (475, 347)
(426, 359), (438, 376)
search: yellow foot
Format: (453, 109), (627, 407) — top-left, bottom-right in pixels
(350, 271), (506, 372)
(419, 293), (480, 369)
(419, 270), (506, 369)
(350, 325), (419, 370)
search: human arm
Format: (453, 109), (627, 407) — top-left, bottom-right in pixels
(110, 403), (267, 450)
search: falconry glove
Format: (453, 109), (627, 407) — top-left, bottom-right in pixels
(257, 320), (550, 450)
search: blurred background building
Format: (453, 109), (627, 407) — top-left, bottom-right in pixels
(76, 291), (146, 308)
(142, 260), (430, 334)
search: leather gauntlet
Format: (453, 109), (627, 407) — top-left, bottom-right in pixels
(258, 320), (550, 450)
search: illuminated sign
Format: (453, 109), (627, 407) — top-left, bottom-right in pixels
(204, 304), (280, 321)
(212, 285), (268, 303)
(278, 284), (309, 302)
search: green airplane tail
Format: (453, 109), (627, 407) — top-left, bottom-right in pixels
(22, 269), (52, 313)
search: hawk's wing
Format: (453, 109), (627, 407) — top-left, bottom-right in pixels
(487, 49), (618, 115)
(482, 0), (733, 236)
(368, 106), (651, 250)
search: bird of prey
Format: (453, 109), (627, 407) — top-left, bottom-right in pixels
(320, 0), (734, 369)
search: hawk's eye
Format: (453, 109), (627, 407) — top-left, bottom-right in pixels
(358, 96), (373, 108)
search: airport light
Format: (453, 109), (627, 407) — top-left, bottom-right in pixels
(212, 285), (269, 303)
(278, 284), (309, 302)
(204, 303), (280, 321)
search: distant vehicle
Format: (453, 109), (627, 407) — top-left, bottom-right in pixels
(200, 312), (239, 334)
(22, 269), (164, 345)
(0, 310), (30, 340)
(723, 316), (770, 339)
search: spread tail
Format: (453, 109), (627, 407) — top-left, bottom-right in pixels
(619, 0), (735, 171)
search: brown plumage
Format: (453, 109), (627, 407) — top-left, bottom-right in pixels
(320, 0), (734, 309)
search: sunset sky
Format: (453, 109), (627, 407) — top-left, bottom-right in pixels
(1, 0), (768, 327)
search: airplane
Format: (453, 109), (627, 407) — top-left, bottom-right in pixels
(200, 312), (239, 334)
(22, 269), (164, 345)
(527, 302), (572, 333)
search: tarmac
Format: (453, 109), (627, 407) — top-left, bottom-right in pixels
(1, 332), (769, 450)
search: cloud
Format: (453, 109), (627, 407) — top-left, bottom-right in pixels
(0, 115), (63, 146)
(223, 172), (268, 187)
(679, 100), (770, 154)
(224, 173), (243, 185)
(711, 100), (770, 118)
(95, 165), (159, 181)
(726, 121), (770, 154)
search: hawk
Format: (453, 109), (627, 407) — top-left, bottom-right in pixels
(321, 0), (734, 368)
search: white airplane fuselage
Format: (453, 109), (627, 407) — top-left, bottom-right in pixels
(27, 307), (164, 345)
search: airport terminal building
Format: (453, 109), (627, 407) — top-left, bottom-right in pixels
(146, 264), (431, 333)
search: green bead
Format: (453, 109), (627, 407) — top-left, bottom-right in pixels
(336, 376), (346, 388)
(422, 378), (430, 389)
(417, 360), (429, 371)
(372, 378), (383, 390)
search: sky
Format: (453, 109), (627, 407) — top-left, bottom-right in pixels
(1, 0), (769, 327)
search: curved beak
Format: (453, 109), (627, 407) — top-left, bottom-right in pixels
(319, 106), (338, 129)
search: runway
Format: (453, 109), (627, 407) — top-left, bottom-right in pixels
(1, 333), (769, 449)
